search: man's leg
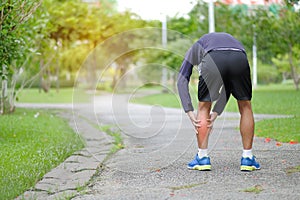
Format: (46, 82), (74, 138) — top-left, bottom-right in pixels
(238, 100), (260, 171)
(187, 101), (212, 170)
(237, 100), (254, 150)
(196, 101), (212, 149)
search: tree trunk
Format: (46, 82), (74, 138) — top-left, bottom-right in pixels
(119, 64), (127, 89)
(0, 85), (3, 115)
(172, 72), (177, 94)
(1, 79), (8, 114)
(111, 64), (128, 90)
(56, 57), (60, 93)
(9, 65), (18, 113)
(111, 65), (119, 89)
(56, 44), (60, 93)
(39, 58), (44, 93)
(288, 44), (299, 90)
(91, 42), (97, 89)
(1, 64), (8, 115)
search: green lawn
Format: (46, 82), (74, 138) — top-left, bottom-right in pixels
(17, 88), (91, 103)
(131, 84), (300, 143)
(0, 108), (85, 200)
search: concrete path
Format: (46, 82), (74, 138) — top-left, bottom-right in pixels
(16, 94), (300, 200)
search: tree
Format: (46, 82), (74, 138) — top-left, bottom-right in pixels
(255, 3), (300, 89)
(81, 10), (148, 89)
(0, 0), (41, 114)
(276, 6), (300, 90)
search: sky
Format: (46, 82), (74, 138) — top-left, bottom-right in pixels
(117, 0), (198, 20)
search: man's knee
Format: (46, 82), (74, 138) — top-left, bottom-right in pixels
(238, 100), (252, 113)
(198, 102), (212, 111)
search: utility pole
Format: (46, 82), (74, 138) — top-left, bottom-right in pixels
(252, 24), (257, 88)
(208, 0), (215, 33)
(162, 14), (167, 48)
(161, 14), (168, 92)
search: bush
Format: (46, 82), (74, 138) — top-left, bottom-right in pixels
(256, 62), (281, 84)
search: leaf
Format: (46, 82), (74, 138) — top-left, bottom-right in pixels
(289, 140), (298, 144)
(264, 138), (271, 143)
(275, 142), (282, 146)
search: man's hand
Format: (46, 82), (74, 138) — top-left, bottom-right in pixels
(187, 111), (201, 133)
(207, 111), (218, 128)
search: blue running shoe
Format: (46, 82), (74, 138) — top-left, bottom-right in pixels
(187, 154), (211, 171)
(240, 156), (261, 171)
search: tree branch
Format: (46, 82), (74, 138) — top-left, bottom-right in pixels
(9, 1), (42, 33)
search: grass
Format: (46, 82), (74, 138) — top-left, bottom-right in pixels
(241, 185), (263, 194)
(16, 88), (92, 103)
(131, 84), (300, 143)
(285, 165), (300, 175)
(251, 84), (300, 143)
(99, 125), (125, 154)
(168, 183), (206, 191)
(0, 108), (85, 200)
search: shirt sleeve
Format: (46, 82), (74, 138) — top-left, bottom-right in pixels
(177, 60), (194, 112)
(177, 42), (204, 113)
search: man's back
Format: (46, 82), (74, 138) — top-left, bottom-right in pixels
(198, 32), (245, 53)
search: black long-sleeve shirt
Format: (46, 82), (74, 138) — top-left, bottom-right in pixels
(177, 32), (245, 114)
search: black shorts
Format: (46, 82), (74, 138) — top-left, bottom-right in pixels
(198, 50), (252, 102)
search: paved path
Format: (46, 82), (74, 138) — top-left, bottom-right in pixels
(17, 94), (300, 200)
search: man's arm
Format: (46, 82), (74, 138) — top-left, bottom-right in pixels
(177, 60), (201, 133)
(177, 42), (204, 113)
(177, 60), (194, 112)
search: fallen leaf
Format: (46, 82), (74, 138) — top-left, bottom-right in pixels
(276, 142), (282, 146)
(264, 138), (271, 143)
(289, 140), (298, 145)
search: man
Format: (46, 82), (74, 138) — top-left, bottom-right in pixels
(177, 32), (260, 171)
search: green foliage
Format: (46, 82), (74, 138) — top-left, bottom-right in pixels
(256, 61), (281, 84)
(47, 0), (90, 41)
(215, 3), (253, 51)
(1, 1), (29, 66)
(187, 0), (209, 36)
(1, 0), (150, 113)
(98, 0), (118, 14)
(272, 54), (290, 74)
(43, 0), (147, 89)
(271, 46), (300, 88)
(2, 0), (300, 112)
(0, 108), (84, 199)
(0, 0), (43, 113)
(254, 4), (300, 88)
(0, 0), (41, 67)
